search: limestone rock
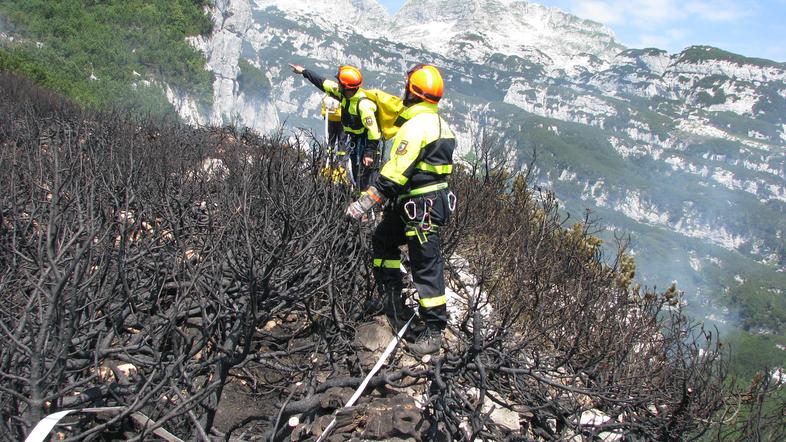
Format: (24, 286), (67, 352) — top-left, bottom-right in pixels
(353, 317), (395, 353)
(319, 387), (353, 410)
(297, 395), (425, 441)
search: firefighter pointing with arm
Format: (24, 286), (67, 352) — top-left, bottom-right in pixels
(290, 63), (380, 188)
(346, 64), (455, 355)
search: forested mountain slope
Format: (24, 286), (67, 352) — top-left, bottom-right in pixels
(2, 71), (783, 441)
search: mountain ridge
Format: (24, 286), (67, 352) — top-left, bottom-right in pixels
(6, 68), (780, 442)
(180, 0), (786, 336)
(0, 2), (784, 438)
(390, 0), (625, 68)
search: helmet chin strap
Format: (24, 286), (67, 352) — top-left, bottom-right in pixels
(403, 89), (420, 107)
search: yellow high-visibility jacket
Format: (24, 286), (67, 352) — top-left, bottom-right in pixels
(321, 94), (342, 122)
(374, 101), (455, 199)
(303, 69), (381, 141)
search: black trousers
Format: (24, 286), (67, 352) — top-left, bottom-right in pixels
(327, 120), (344, 149)
(372, 189), (451, 329)
(340, 135), (374, 189)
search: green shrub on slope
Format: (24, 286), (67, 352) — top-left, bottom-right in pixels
(0, 0), (213, 113)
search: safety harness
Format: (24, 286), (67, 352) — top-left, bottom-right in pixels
(399, 182), (456, 245)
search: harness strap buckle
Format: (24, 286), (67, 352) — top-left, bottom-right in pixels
(415, 228), (428, 245)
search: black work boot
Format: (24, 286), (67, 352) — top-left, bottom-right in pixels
(384, 289), (415, 332)
(407, 325), (443, 355)
(362, 297), (385, 316)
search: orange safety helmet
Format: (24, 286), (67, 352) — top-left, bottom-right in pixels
(406, 64), (444, 103)
(336, 65), (363, 89)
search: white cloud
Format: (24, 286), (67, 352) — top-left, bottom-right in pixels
(665, 28), (688, 40)
(684, 1), (754, 22)
(572, 1), (626, 25)
(628, 0), (682, 25)
(633, 33), (673, 49)
(567, 0), (680, 27)
(563, 0), (760, 54)
(567, 0), (753, 27)
(631, 28), (688, 49)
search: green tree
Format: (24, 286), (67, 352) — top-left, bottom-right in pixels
(0, 0), (214, 113)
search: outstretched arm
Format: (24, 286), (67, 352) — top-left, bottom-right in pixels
(288, 63), (305, 74)
(289, 63), (341, 96)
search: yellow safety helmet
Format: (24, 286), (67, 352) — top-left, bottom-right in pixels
(406, 64), (444, 103)
(336, 65), (363, 89)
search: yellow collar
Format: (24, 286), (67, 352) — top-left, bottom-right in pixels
(400, 101), (438, 120)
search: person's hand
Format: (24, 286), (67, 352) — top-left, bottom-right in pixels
(362, 155), (374, 167)
(289, 63), (305, 74)
(346, 200), (366, 220)
(346, 187), (386, 221)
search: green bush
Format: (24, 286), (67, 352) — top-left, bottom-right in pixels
(0, 0), (213, 113)
(726, 272), (786, 335)
(237, 58), (271, 95)
(677, 45), (785, 69)
(724, 330), (786, 380)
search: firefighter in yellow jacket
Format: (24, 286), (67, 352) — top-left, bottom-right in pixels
(321, 93), (344, 149)
(346, 64), (455, 355)
(290, 63), (380, 189)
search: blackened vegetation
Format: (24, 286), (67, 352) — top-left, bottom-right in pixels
(0, 72), (781, 441)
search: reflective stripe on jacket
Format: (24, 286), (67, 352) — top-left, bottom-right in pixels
(327, 81), (380, 140)
(302, 69), (381, 140)
(374, 101), (455, 199)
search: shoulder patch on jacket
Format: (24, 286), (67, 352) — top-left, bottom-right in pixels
(395, 141), (408, 155)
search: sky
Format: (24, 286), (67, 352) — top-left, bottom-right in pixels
(376, 0), (786, 62)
